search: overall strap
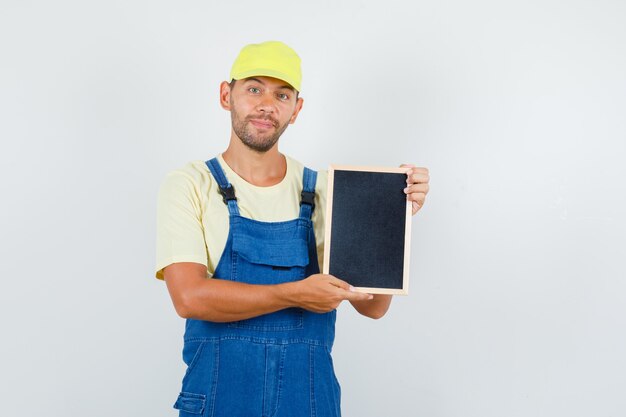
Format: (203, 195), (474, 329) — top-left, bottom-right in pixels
(205, 158), (240, 216)
(299, 167), (317, 220)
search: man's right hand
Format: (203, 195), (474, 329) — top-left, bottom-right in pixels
(286, 273), (373, 313)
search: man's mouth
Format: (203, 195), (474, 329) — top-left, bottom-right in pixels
(249, 118), (276, 129)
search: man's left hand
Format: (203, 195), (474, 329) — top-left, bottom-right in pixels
(401, 164), (430, 215)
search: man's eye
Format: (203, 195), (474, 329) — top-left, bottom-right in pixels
(248, 87), (260, 94)
(278, 93), (289, 100)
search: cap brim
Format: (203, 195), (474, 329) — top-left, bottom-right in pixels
(231, 68), (300, 92)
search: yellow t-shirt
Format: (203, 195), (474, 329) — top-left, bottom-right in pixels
(155, 153), (327, 280)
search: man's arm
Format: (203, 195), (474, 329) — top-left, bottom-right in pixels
(350, 295), (393, 319)
(164, 262), (373, 322)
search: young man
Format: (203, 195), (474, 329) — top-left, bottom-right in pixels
(156, 41), (430, 417)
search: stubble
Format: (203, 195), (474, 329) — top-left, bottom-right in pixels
(230, 101), (290, 153)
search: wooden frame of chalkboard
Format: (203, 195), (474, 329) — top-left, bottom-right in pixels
(322, 165), (412, 295)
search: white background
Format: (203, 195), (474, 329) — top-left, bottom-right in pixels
(1, 1), (625, 416)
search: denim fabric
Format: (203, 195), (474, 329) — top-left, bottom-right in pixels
(172, 158), (340, 417)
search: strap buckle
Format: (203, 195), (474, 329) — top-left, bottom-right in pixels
(300, 190), (315, 212)
(218, 185), (237, 205)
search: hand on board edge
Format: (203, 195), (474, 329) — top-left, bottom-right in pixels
(400, 164), (430, 215)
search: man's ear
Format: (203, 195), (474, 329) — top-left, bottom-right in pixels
(289, 97), (304, 124)
(219, 81), (232, 111)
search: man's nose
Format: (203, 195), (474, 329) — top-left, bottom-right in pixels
(256, 93), (276, 113)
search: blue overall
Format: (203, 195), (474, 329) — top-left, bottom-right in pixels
(173, 158), (341, 417)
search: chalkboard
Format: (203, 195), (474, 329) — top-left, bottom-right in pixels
(322, 165), (412, 295)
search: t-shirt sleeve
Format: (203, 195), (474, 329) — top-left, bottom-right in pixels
(155, 171), (208, 280)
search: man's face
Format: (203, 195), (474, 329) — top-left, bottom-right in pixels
(224, 76), (303, 153)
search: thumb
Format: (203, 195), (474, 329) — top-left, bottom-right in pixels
(344, 290), (374, 301)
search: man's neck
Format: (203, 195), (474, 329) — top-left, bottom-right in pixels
(221, 138), (287, 187)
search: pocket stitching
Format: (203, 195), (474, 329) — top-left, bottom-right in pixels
(227, 309), (304, 331)
(173, 391), (206, 414)
(182, 341), (206, 379)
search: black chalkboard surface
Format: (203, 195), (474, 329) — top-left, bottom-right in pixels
(323, 165), (412, 295)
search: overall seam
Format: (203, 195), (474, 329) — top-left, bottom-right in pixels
(310, 344), (316, 417)
(231, 251), (238, 281)
(207, 341), (219, 417)
(181, 341), (206, 382)
(184, 335), (328, 346)
(269, 344), (287, 417)
(262, 344), (269, 417)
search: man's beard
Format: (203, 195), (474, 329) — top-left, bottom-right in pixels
(231, 106), (290, 153)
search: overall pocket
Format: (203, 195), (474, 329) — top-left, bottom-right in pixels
(174, 340), (218, 416)
(229, 232), (309, 331)
(173, 391), (206, 416)
(231, 233), (310, 283)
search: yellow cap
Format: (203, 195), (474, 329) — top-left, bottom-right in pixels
(230, 41), (302, 91)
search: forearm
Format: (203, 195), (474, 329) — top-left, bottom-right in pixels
(164, 263), (373, 322)
(350, 294), (393, 319)
(170, 276), (298, 322)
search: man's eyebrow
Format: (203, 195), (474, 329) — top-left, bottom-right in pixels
(243, 77), (295, 93)
(243, 77), (264, 85)
(277, 85), (296, 93)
